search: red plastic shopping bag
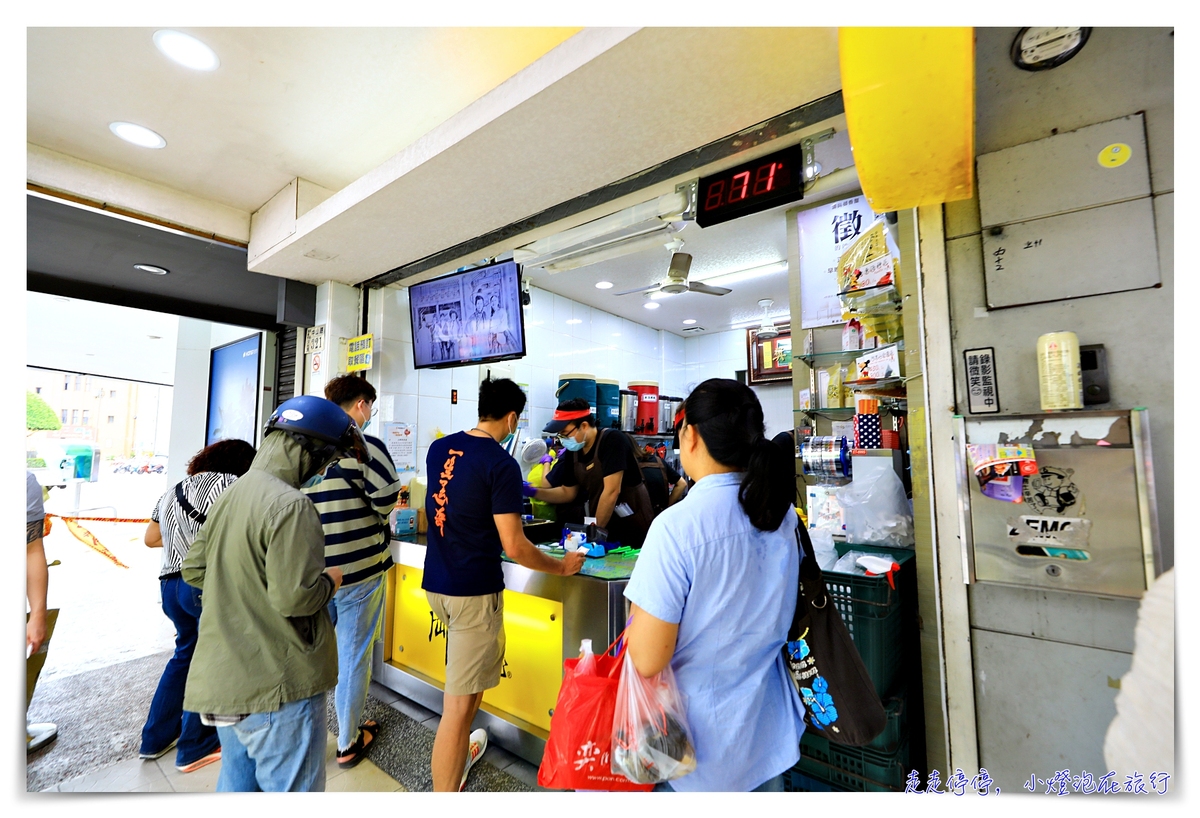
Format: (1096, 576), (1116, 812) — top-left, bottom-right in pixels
(537, 634), (653, 791)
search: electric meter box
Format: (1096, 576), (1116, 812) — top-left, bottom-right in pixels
(976, 114), (1160, 309)
(955, 410), (1160, 599)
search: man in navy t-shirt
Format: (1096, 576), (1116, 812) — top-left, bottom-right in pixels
(423, 377), (584, 791)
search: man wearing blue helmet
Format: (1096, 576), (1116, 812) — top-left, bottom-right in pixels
(182, 394), (366, 792)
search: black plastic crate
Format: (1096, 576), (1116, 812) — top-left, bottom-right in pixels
(866, 695), (907, 754)
(798, 731), (911, 792)
(784, 768), (848, 792)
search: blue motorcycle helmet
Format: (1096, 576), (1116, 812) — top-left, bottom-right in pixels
(264, 395), (367, 482)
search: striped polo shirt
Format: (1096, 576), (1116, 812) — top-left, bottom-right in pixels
(304, 433), (401, 587)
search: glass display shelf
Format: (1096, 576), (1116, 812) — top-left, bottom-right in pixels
(794, 400), (907, 417)
(843, 376), (905, 391)
(797, 341), (904, 368)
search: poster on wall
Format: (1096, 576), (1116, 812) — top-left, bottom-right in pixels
(747, 325), (793, 385)
(382, 421), (416, 472)
(797, 194), (879, 328)
(206, 334), (261, 447)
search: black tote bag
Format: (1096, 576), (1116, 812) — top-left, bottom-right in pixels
(783, 522), (887, 746)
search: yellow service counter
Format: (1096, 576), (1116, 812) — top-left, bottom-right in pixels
(372, 538), (637, 766)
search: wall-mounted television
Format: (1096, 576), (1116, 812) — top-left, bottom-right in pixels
(409, 260), (527, 370)
(206, 333), (262, 447)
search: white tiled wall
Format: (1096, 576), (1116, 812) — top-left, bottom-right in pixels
(683, 329), (795, 439)
(370, 285), (688, 476)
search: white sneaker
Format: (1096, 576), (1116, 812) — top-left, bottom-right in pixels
(460, 728), (488, 791)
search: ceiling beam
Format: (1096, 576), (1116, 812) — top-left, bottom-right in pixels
(247, 28), (842, 287)
(27, 143), (251, 245)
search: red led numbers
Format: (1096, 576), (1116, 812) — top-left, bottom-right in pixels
(729, 171), (751, 202)
(695, 145), (804, 227)
(753, 162), (781, 195)
(702, 162), (785, 210)
(703, 180), (726, 211)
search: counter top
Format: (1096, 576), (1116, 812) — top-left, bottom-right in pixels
(392, 535), (639, 581)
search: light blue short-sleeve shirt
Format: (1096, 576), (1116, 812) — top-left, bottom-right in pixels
(624, 471), (806, 792)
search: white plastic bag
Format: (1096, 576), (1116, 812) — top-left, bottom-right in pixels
(810, 528), (840, 571)
(836, 468), (914, 548)
(610, 656), (697, 784)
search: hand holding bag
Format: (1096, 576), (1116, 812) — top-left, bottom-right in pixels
(537, 633), (654, 791)
(784, 522), (887, 746)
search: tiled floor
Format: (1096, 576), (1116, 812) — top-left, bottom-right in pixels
(43, 730), (404, 793)
(37, 682), (544, 793)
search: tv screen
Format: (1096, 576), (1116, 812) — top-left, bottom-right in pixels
(409, 260), (527, 369)
(206, 333), (262, 447)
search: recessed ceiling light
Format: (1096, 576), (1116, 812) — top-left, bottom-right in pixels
(153, 29), (220, 71)
(643, 302), (660, 310)
(682, 319), (697, 325)
(110, 122), (167, 149)
(134, 264), (169, 275)
(566, 319), (582, 325)
(594, 281), (614, 289)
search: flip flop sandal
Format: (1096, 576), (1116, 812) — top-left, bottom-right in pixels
(336, 721), (379, 770)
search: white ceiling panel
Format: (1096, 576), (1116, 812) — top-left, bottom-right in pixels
(27, 27), (580, 213)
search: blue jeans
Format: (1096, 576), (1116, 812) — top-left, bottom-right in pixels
(653, 773), (785, 792)
(327, 572), (386, 752)
(139, 577), (220, 765)
(215, 694), (327, 792)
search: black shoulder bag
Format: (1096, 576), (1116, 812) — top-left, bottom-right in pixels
(175, 481), (207, 526)
(784, 522), (887, 746)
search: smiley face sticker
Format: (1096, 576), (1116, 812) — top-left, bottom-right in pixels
(1098, 143), (1132, 168)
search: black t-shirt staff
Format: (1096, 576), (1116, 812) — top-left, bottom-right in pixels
(530, 399), (655, 546)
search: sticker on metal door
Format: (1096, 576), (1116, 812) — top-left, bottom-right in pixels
(1006, 515), (1092, 549)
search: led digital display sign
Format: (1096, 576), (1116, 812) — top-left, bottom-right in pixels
(695, 144), (806, 228)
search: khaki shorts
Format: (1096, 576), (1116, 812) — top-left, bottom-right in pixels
(426, 591), (506, 696)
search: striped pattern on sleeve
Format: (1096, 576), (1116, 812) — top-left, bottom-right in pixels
(303, 433), (401, 587)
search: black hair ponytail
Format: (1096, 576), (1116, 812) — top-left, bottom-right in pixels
(682, 378), (796, 532)
(739, 436), (796, 532)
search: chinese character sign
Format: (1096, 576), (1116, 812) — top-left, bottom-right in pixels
(798, 196), (881, 329)
(963, 347), (1000, 414)
(346, 333), (374, 372)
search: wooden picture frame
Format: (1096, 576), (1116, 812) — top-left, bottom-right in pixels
(746, 324), (793, 385)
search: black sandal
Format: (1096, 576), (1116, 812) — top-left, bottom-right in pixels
(336, 720), (379, 769)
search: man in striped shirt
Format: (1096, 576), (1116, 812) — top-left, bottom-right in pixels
(304, 375), (401, 768)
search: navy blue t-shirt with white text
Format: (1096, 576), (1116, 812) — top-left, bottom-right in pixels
(422, 431), (523, 596)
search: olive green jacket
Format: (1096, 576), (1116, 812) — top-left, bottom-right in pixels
(182, 432), (337, 714)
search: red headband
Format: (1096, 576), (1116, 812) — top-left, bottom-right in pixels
(552, 408), (592, 422)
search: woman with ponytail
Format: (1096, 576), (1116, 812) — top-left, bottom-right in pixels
(622, 378), (806, 791)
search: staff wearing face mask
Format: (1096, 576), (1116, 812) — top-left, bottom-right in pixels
(525, 397), (655, 547)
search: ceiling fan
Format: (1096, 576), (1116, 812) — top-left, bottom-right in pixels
(612, 252), (732, 298)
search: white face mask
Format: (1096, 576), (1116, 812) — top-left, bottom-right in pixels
(500, 415), (517, 446)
